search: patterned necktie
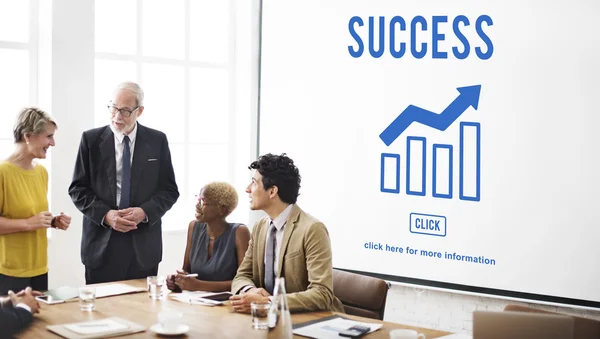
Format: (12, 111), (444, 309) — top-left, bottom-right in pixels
(265, 222), (277, 294)
(119, 135), (131, 209)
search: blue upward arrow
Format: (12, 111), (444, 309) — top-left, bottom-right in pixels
(379, 85), (482, 146)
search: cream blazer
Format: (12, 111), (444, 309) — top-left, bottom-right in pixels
(232, 204), (344, 313)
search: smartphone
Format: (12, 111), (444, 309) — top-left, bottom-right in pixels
(339, 325), (371, 338)
(201, 292), (233, 302)
(35, 295), (65, 305)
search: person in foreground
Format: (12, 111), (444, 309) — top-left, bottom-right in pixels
(0, 108), (71, 295)
(166, 182), (250, 292)
(230, 153), (344, 313)
(0, 287), (42, 337)
(69, 81), (179, 284)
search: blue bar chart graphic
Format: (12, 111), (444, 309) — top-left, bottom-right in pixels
(379, 85), (482, 202)
(459, 122), (481, 201)
(406, 137), (426, 196)
(433, 143), (453, 199)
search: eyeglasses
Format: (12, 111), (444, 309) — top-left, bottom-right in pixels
(107, 103), (139, 117)
(195, 195), (214, 207)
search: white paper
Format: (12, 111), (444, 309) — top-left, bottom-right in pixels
(95, 283), (145, 298)
(436, 334), (472, 339)
(64, 318), (129, 335)
(293, 317), (382, 339)
(169, 291), (223, 306)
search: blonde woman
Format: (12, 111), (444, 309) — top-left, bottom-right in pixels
(0, 107), (71, 294)
(167, 182), (250, 292)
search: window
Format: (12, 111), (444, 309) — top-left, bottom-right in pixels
(0, 0), (52, 174)
(0, 0), (52, 233)
(0, 0), (52, 156)
(95, 0), (250, 230)
(0, 0), (32, 158)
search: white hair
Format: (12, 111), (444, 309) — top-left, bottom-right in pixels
(114, 81), (144, 106)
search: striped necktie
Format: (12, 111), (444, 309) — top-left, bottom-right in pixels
(119, 135), (131, 209)
(264, 221), (277, 294)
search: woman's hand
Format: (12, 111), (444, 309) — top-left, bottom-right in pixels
(166, 274), (181, 292)
(54, 212), (71, 230)
(27, 211), (53, 230)
(174, 270), (201, 291)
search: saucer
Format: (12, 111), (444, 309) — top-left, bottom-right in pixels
(150, 323), (189, 336)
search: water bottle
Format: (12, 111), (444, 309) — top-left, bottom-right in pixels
(267, 277), (293, 339)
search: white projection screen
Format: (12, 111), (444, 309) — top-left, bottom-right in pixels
(258, 0), (600, 308)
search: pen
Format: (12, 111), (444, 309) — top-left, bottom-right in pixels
(176, 269), (198, 278)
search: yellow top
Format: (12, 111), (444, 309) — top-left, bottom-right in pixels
(0, 160), (49, 277)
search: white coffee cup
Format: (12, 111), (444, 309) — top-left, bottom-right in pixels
(390, 329), (426, 339)
(158, 310), (183, 332)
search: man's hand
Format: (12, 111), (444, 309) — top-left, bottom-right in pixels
(119, 207), (147, 224)
(27, 211), (53, 230)
(53, 212), (71, 230)
(229, 293), (270, 313)
(104, 210), (137, 232)
(0, 296), (10, 308)
(8, 287), (40, 314)
(16, 289), (43, 298)
(244, 287), (271, 297)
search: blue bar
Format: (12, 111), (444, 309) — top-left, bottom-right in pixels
(432, 144), (453, 199)
(459, 122), (481, 201)
(380, 153), (400, 194)
(406, 136), (426, 196)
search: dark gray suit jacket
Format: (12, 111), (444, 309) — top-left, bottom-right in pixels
(0, 307), (32, 338)
(68, 123), (179, 270)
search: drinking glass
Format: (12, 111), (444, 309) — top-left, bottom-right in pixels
(78, 286), (96, 311)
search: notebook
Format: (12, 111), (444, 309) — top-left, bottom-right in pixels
(47, 317), (145, 339)
(42, 283), (145, 304)
(94, 283), (146, 298)
(64, 319), (128, 335)
(292, 315), (382, 339)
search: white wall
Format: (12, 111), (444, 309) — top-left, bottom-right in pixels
(48, 0), (94, 289)
(383, 284), (600, 335)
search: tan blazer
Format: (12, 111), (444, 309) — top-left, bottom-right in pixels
(232, 204), (344, 313)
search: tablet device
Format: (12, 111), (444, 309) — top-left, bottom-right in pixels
(200, 292), (233, 302)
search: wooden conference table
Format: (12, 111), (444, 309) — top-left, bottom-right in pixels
(17, 279), (451, 338)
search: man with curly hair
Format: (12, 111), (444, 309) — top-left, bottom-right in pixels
(230, 153), (344, 313)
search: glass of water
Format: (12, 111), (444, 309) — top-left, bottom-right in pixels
(250, 301), (271, 329)
(79, 286), (96, 311)
(147, 276), (165, 299)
